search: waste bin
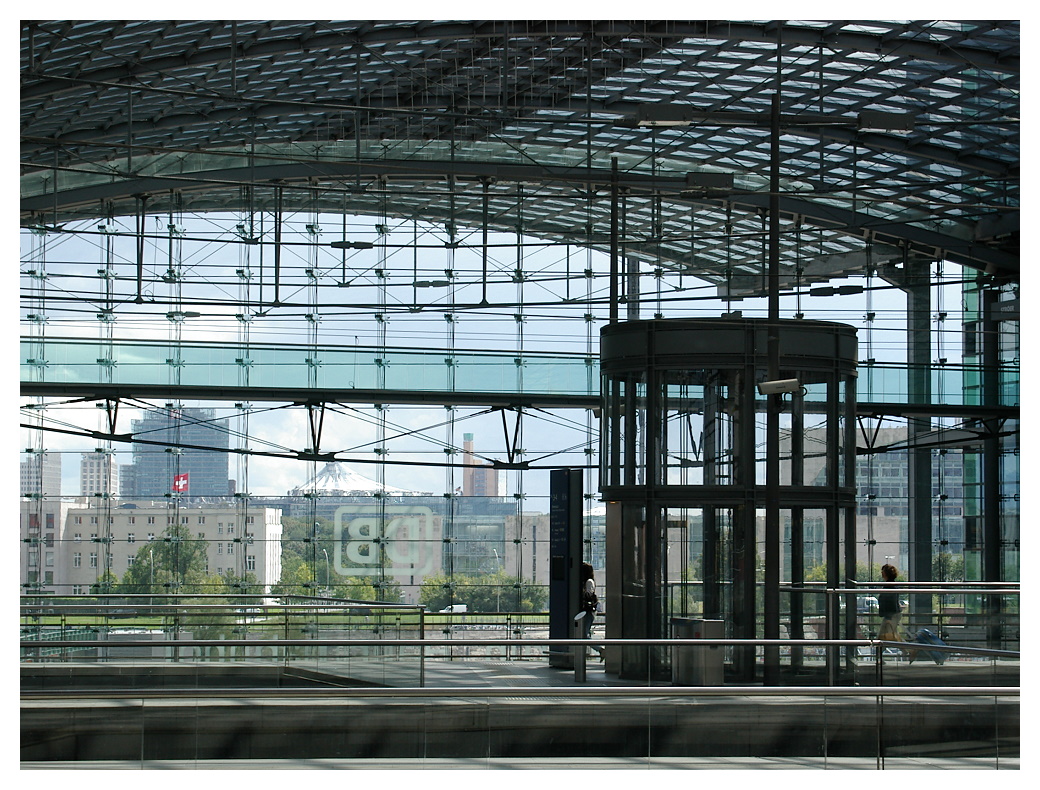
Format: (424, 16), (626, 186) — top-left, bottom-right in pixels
(671, 618), (724, 685)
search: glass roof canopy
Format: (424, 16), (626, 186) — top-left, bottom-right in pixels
(21, 20), (1019, 292)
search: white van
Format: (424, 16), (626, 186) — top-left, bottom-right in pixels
(440, 604), (468, 613)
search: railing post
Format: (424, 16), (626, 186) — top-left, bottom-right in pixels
(574, 615), (587, 683)
(419, 606), (425, 688)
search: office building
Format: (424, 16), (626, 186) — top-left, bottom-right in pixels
(121, 407), (232, 499)
(20, 451), (60, 498)
(79, 451), (119, 497)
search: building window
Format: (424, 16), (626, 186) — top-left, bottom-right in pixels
(246, 555), (256, 571)
(129, 516), (136, 525)
(74, 516), (82, 525)
(227, 543), (234, 555)
(45, 552), (53, 566)
(73, 553), (82, 568)
(228, 525), (235, 535)
(218, 526), (223, 535)
(127, 556), (135, 566)
(198, 516), (205, 524)
(89, 553), (98, 568)
(246, 516), (254, 524)
(148, 533), (155, 541)
(217, 543), (223, 554)
(198, 532), (205, 539)
(147, 516), (155, 525)
(73, 586), (85, 594)
(127, 533), (135, 543)
(181, 516), (189, 524)
(90, 516), (98, 525)
(74, 533), (81, 542)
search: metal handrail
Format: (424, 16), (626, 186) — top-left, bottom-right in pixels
(874, 640), (1017, 659)
(797, 586), (1019, 596)
(19, 606), (537, 615)
(17, 636), (1021, 657)
(782, 581), (1020, 588)
(21, 685), (1018, 700)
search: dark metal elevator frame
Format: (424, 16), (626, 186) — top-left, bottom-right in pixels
(599, 318), (857, 682)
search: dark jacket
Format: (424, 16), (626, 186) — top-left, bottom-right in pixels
(878, 590), (900, 618)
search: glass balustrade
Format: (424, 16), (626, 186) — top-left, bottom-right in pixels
(21, 337), (1018, 407)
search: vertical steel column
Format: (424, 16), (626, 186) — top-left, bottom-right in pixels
(626, 257), (640, 321)
(703, 376), (720, 620)
(134, 195), (147, 304)
(645, 333), (662, 671)
(735, 349), (758, 680)
(763, 91), (782, 684)
(273, 186), (282, 305)
(906, 263), (933, 624)
(843, 370), (860, 676)
(790, 392), (805, 671)
(609, 158), (619, 325)
(981, 288), (1003, 646)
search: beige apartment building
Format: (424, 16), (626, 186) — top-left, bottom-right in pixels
(20, 499), (282, 595)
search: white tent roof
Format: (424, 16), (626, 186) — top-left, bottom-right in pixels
(290, 462), (414, 495)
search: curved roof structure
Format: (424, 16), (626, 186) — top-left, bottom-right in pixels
(289, 461), (423, 496)
(21, 20), (1019, 292)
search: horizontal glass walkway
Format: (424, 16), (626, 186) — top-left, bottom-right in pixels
(21, 337), (1018, 413)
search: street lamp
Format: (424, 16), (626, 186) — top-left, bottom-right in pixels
(321, 548), (330, 597)
(492, 549), (501, 611)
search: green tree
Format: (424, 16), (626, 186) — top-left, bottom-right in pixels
(804, 561), (883, 583)
(269, 556), (316, 597)
(90, 570), (120, 594)
(279, 516), (335, 572)
(177, 571), (264, 639)
(932, 551), (964, 581)
(418, 572), (454, 611)
(419, 570), (547, 612)
(120, 523), (211, 593)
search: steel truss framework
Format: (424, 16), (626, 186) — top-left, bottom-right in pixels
(19, 21), (1019, 625)
(22, 20), (1018, 288)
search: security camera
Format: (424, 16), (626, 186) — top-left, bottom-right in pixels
(757, 379), (802, 396)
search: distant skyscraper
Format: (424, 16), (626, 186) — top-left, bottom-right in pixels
(123, 407), (231, 498)
(79, 451), (119, 497)
(462, 433), (500, 497)
(20, 451), (61, 497)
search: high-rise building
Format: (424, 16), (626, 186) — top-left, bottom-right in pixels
(461, 433), (500, 497)
(20, 451), (61, 497)
(122, 407), (232, 499)
(79, 451), (119, 497)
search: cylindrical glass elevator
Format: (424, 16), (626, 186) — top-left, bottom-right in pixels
(599, 318), (858, 680)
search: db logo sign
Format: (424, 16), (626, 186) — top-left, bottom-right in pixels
(333, 505), (436, 577)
